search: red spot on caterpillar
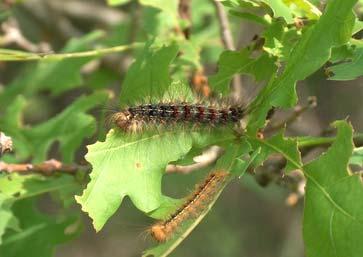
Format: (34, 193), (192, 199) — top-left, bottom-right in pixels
(149, 170), (229, 242)
(183, 104), (192, 120)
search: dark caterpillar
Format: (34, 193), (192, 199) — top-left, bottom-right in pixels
(111, 102), (247, 132)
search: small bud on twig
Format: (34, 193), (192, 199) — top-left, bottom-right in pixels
(0, 132), (13, 155)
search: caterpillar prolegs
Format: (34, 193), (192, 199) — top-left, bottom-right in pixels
(112, 102), (248, 132)
(150, 171), (229, 242)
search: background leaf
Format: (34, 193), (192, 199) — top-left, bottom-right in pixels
(350, 147), (363, 167)
(303, 121), (363, 257)
(328, 41), (363, 81)
(248, 0), (357, 133)
(209, 49), (277, 95)
(0, 31), (104, 106)
(0, 92), (108, 163)
(0, 173), (79, 244)
(0, 198), (80, 257)
(119, 40), (179, 105)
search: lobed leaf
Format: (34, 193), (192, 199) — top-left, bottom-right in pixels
(247, 130), (302, 172)
(209, 49), (277, 95)
(139, 0), (179, 19)
(247, 0), (357, 133)
(0, 199), (80, 257)
(260, 0), (294, 23)
(76, 129), (194, 231)
(328, 41), (363, 81)
(119, 40), (179, 105)
(0, 173), (79, 244)
(0, 92), (108, 163)
(303, 121), (363, 257)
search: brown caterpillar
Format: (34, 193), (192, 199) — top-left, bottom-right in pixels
(111, 102), (247, 132)
(150, 170), (229, 242)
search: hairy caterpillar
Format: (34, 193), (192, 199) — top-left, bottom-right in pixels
(150, 170), (229, 242)
(111, 102), (248, 132)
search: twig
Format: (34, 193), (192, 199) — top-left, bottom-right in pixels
(178, 0), (192, 39)
(166, 146), (224, 174)
(253, 155), (306, 206)
(0, 18), (51, 52)
(49, 0), (125, 26)
(0, 159), (90, 176)
(212, 0), (243, 99)
(1, 42), (142, 62)
(213, 0), (235, 50)
(264, 96), (317, 133)
(253, 130), (363, 206)
(128, 1), (141, 45)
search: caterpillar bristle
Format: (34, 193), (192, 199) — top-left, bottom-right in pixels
(149, 170), (229, 242)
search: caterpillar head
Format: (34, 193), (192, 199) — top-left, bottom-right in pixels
(150, 223), (168, 242)
(111, 111), (133, 131)
(111, 110), (144, 133)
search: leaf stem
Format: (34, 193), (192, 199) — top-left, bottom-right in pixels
(0, 42), (142, 62)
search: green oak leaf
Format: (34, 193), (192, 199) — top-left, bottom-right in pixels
(260, 0), (294, 23)
(303, 121), (363, 257)
(0, 194), (16, 245)
(247, 130), (302, 172)
(209, 49), (277, 95)
(107, 0), (131, 5)
(215, 139), (252, 176)
(141, 6), (178, 39)
(330, 45), (355, 64)
(0, 92), (108, 163)
(350, 147), (363, 167)
(247, 0), (357, 133)
(139, 0), (178, 19)
(76, 129), (194, 231)
(283, 0), (321, 19)
(120, 40), (179, 105)
(0, 31), (103, 107)
(0, 173), (79, 244)
(353, 20), (363, 34)
(328, 42), (363, 81)
(229, 10), (270, 26)
(76, 123), (236, 231)
(262, 19), (300, 60)
(0, 198), (80, 257)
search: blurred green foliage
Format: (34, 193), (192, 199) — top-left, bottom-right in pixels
(0, 1), (362, 257)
